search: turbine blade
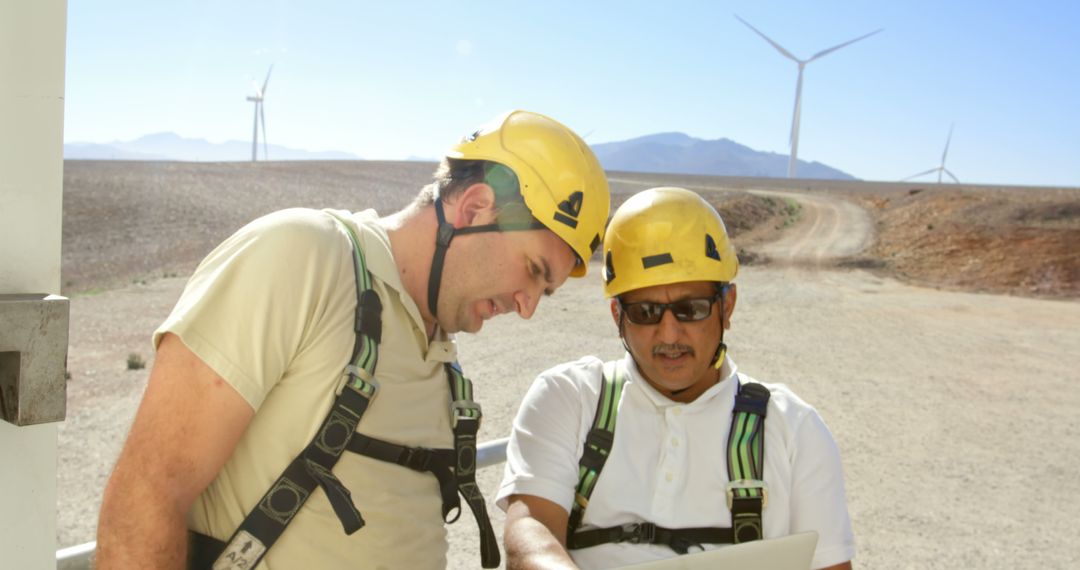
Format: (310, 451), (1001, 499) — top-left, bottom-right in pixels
(261, 64), (274, 95)
(941, 123), (954, 166)
(901, 168), (938, 181)
(807, 28), (883, 63)
(734, 14), (801, 62)
(944, 169), (960, 183)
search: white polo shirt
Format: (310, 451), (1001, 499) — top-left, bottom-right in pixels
(496, 353), (855, 569)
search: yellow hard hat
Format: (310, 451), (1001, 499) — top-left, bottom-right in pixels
(603, 187), (738, 298)
(446, 110), (610, 277)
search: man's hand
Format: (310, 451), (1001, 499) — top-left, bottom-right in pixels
(504, 494), (579, 570)
(96, 333), (254, 569)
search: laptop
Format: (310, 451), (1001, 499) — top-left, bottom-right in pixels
(620, 532), (819, 570)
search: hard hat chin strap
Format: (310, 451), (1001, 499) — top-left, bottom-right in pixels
(712, 342), (728, 369)
(711, 286), (729, 369)
(427, 198), (456, 320)
(427, 197), (547, 322)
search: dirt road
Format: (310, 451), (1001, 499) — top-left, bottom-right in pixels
(60, 189), (1080, 568)
(749, 189), (874, 264)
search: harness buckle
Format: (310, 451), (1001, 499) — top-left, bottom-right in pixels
(342, 365), (379, 399)
(621, 522), (656, 544)
(726, 479), (769, 510)
(451, 399), (482, 428)
(402, 446), (434, 471)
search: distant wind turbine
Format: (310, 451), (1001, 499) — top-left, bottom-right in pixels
(735, 15), (882, 178)
(246, 65), (273, 161)
(903, 124), (960, 183)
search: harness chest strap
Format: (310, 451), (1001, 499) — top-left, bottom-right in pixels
(193, 214), (498, 569)
(565, 362), (771, 553)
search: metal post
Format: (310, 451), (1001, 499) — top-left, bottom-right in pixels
(0, 0), (68, 568)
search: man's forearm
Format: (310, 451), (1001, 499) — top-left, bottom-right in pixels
(505, 512), (578, 570)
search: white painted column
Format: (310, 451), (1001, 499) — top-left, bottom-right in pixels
(0, 1), (68, 568)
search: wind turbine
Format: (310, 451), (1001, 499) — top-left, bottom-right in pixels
(246, 65), (273, 161)
(903, 124), (959, 183)
(735, 15), (882, 178)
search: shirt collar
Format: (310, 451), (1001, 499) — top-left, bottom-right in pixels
(332, 208), (456, 361)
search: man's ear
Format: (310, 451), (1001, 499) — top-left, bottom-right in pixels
(450, 183), (497, 228)
(722, 283), (737, 330)
(610, 298), (621, 327)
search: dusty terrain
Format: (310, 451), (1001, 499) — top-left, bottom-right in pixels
(57, 161), (1080, 568)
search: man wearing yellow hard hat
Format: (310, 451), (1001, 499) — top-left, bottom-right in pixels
(498, 187), (854, 569)
(97, 111), (610, 569)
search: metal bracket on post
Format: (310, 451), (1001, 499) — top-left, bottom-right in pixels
(0, 294), (69, 425)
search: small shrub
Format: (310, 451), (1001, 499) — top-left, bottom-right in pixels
(127, 353), (146, 370)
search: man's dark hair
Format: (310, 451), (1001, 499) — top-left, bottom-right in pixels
(413, 158), (533, 226)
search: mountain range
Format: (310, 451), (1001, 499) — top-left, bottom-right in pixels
(589, 132), (854, 180)
(65, 131), (855, 180)
(63, 132), (359, 162)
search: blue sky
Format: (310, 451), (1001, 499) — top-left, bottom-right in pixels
(64, 1), (1080, 187)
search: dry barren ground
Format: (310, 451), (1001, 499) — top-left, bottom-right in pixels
(56, 161), (1080, 568)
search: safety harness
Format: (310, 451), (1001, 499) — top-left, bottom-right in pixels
(189, 213), (500, 569)
(565, 360), (771, 555)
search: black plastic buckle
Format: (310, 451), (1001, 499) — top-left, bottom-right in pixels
(734, 383), (770, 416)
(402, 446), (433, 471)
(621, 522), (656, 544)
(356, 289), (383, 342)
(437, 223), (455, 247)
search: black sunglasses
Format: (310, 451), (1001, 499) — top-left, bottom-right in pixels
(619, 295), (720, 325)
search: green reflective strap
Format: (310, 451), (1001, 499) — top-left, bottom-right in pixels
(728, 384), (766, 500)
(448, 364), (480, 419)
(327, 211), (379, 380)
(570, 361), (627, 531)
(598, 366), (625, 432)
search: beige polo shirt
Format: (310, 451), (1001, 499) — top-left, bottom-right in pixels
(156, 207), (458, 569)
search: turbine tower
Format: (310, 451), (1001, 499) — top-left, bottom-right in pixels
(735, 15), (882, 178)
(246, 65), (273, 161)
(903, 124), (959, 184)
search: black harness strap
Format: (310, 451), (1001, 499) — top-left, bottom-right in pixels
(444, 361), (501, 568)
(187, 531), (226, 568)
(568, 523), (736, 555)
(346, 434), (460, 521)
